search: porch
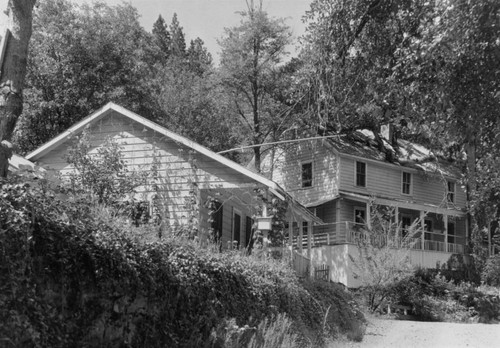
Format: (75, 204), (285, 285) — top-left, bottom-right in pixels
(291, 221), (468, 255)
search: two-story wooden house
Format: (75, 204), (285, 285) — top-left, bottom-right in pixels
(262, 128), (468, 286)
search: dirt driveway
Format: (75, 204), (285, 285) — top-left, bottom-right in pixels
(334, 316), (500, 348)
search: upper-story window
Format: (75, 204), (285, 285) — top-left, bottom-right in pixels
(447, 181), (455, 203)
(402, 172), (412, 195)
(355, 161), (366, 187)
(301, 162), (313, 188)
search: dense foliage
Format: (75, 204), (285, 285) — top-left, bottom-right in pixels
(13, 0), (238, 157)
(389, 268), (500, 323)
(218, 1), (296, 171)
(0, 176), (364, 347)
(482, 255), (500, 287)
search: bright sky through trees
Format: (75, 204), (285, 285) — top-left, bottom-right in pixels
(0, 0), (311, 63)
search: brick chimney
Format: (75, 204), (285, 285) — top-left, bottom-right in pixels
(380, 124), (395, 145)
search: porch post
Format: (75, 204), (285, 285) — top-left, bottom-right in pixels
(298, 218), (304, 254)
(443, 214), (448, 253)
(366, 201), (372, 230)
(420, 211), (425, 250)
(307, 221), (312, 259)
(262, 203), (269, 254)
(288, 215), (294, 254)
(395, 206), (400, 246)
(307, 220), (313, 277)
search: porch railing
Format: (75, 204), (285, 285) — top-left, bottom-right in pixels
(290, 221), (467, 254)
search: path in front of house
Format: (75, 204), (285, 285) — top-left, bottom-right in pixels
(333, 315), (500, 348)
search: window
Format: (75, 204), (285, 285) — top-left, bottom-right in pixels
(354, 207), (366, 224)
(402, 172), (412, 195)
(447, 181), (456, 203)
(301, 162), (313, 188)
(356, 161), (366, 187)
(302, 221), (308, 234)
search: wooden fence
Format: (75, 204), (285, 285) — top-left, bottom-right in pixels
(314, 264), (330, 281)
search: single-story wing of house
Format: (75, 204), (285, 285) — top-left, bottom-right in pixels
(26, 102), (321, 251)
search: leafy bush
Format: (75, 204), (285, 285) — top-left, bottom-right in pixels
(482, 254), (500, 286)
(389, 269), (500, 323)
(351, 205), (420, 311)
(0, 179), (364, 347)
(301, 281), (365, 342)
(65, 127), (148, 206)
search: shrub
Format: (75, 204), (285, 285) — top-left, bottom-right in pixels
(482, 254), (500, 286)
(0, 179), (364, 347)
(65, 127), (148, 206)
(301, 280), (365, 342)
(351, 204), (420, 311)
(389, 269), (500, 323)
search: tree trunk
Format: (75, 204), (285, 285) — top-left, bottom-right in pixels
(465, 128), (477, 247)
(0, 0), (36, 177)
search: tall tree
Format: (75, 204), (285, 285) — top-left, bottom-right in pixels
(398, 0), (500, 250)
(300, 0), (434, 144)
(0, 0), (36, 177)
(152, 14), (171, 61)
(154, 62), (240, 156)
(187, 37), (212, 76)
(301, 0), (500, 254)
(169, 13), (186, 58)
(218, 0), (292, 172)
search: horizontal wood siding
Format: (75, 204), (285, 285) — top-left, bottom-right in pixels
(339, 156), (466, 210)
(261, 140), (339, 206)
(36, 111), (260, 230)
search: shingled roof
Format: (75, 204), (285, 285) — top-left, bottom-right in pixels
(327, 129), (463, 178)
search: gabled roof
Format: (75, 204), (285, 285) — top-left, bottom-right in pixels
(27, 102), (322, 224)
(9, 153), (38, 172)
(327, 129), (463, 178)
